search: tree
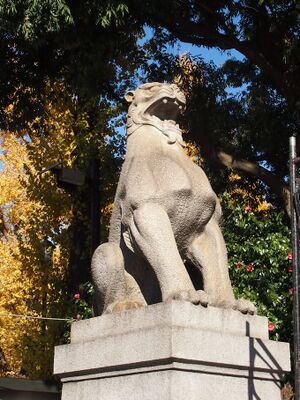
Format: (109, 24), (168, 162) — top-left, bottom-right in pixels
(0, 0), (144, 131)
(0, 1), (144, 289)
(0, 127), (71, 378)
(172, 54), (294, 213)
(0, 80), (124, 378)
(0, 1), (141, 377)
(128, 0), (299, 214)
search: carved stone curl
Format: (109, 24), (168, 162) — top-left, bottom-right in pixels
(92, 82), (256, 315)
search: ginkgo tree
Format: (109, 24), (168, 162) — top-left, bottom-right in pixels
(0, 83), (76, 378)
(0, 79), (122, 378)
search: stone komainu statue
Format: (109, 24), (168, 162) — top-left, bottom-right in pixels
(92, 82), (256, 315)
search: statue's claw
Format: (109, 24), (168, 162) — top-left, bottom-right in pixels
(233, 299), (257, 315)
(197, 290), (209, 307)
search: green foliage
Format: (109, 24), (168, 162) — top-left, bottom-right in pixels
(0, 0), (143, 132)
(99, 2), (129, 28)
(221, 192), (292, 342)
(0, 0), (73, 39)
(0, 0), (130, 39)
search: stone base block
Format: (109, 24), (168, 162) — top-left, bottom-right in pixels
(54, 301), (290, 400)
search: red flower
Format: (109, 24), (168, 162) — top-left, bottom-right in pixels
(288, 252), (293, 260)
(245, 205), (252, 213)
(268, 322), (275, 332)
(246, 265), (254, 272)
(76, 314), (81, 321)
(236, 262), (243, 269)
(288, 265), (293, 273)
(290, 288), (294, 295)
(74, 293), (80, 299)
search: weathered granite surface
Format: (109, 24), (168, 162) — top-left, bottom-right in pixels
(91, 82), (255, 315)
(54, 302), (290, 400)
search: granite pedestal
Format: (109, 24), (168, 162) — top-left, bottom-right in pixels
(54, 301), (290, 400)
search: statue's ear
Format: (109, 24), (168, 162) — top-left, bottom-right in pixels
(124, 91), (135, 103)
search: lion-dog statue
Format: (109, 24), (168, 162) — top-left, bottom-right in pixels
(92, 82), (256, 315)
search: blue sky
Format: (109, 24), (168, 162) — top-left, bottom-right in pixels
(170, 41), (244, 66)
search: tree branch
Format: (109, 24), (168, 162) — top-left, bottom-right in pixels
(160, 13), (284, 96)
(216, 150), (291, 217)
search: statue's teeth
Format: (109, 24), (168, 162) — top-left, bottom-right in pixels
(163, 98), (168, 104)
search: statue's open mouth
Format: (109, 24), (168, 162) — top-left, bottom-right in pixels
(146, 96), (185, 123)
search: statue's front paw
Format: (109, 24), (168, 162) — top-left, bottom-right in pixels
(233, 298), (257, 315)
(166, 289), (201, 305)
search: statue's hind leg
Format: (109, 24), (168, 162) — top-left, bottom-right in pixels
(91, 242), (146, 314)
(187, 218), (256, 314)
